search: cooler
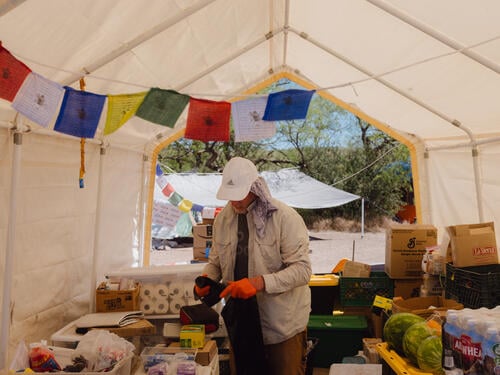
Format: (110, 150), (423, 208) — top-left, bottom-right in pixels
(307, 314), (369, 368)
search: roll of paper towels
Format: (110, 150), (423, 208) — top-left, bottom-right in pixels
(152, 283), (169, 298)
(140, 297), (156, 314)
(140, 283), (157, 299)
(169, 296), (184, 314)
(169, 281), (184, 297)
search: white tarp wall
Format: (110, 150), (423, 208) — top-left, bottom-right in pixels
(0, 128), (144, 364)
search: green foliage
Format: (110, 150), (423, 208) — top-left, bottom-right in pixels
(158, 79), (413, 228)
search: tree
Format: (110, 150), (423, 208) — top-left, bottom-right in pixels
(158, 79), (412, 227)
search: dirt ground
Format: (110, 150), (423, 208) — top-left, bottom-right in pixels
(150, 230), (386, 273)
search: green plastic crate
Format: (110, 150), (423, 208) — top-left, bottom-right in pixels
(307, 315), (368, 368)
(339, 271), (394, 306)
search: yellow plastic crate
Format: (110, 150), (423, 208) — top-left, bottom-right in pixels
(375, 342), (433, 375)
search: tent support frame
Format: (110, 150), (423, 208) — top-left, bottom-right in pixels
(0, 126), (23, 370)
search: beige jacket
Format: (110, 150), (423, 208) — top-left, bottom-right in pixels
(203, 198), (312, 345)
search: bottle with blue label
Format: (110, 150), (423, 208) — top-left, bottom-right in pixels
(482, 325), (499, 375)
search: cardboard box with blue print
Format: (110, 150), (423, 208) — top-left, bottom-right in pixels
(446, 222), (499, 267)
(193, 224), (212, 248)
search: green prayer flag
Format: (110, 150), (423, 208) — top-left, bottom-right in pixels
(135, 88), (190, 127)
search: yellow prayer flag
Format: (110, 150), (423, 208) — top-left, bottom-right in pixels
(104, 92), (147, 135)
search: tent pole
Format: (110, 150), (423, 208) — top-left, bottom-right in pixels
(88, 146), (106, 313)
(361, 198), (365, 238)
(138, 155), (149, 267)
(0, 129), (23, 369)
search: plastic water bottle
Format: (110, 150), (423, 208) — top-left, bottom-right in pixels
(460, 318), (483, 375)
(482, 325), (499, 375)
(443, 310), (463, 372)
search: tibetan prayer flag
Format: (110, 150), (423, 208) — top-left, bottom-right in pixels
(104, 91), (147, 135)
(192, 203), (204, 212)
(12, 72), (65, 128)
(178, 199), (193, 213)
(152, 201), (183, 228)
(184, 97), (231, 142)
(262, 89), (315, 121)
(0, 43), (32, 102)
(54, 87), (106, 138)
(162, 182), (175, 198)
(231, 96), (276, 142)
(168, 191), (183, 206)
(135, 88), (189, 127)
(156, 163), (164, 176)
(156, 175), (169, 190)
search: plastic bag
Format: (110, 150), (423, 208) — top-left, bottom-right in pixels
(9, 340), (30, 371)
(29, 340), (61, 372)
(73, 330), (135, 371)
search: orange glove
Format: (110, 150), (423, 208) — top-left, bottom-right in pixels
(194, 274), (210, 298)
(219, 278), (258, 299)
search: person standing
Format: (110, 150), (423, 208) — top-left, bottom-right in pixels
(195, 157), (312, 375)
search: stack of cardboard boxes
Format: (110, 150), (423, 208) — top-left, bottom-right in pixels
(192, 224), (213, 261)
(385, 221), (499, 307)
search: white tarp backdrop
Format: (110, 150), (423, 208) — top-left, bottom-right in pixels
(1, 0), (500, 367)
(154, 169), (360, 209)
(151, 169), (361, 238)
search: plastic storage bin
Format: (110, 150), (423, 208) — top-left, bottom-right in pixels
(309, 274), (339, 314)
(49, 347), (133, 375)
(339, 271), (394, 306)
(307, 315), (368, 368)
(445, 263), (500, 308)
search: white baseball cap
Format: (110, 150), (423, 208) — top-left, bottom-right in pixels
(216, 157), (259, 201)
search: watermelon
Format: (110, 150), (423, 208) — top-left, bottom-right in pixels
(416, 335), (444, 375)
(383, 312), (425, 355)
(403, 321), (437, 365)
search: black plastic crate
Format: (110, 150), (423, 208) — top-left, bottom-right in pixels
(339, 271), (394, 306)
(445, 263), (500, 308)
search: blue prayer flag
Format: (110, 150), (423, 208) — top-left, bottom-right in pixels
(262, 89), (315, 121)
(54, 87), (106, 138)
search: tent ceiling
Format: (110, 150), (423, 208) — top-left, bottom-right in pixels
(1, 0), (499, 151)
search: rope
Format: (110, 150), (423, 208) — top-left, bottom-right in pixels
(79, 78), (86, 188)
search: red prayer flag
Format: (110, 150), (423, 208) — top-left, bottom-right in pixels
(0, 43), (32, 102)
(184, 97), (231, 142)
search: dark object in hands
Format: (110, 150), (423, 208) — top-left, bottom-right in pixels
(195, 275), (226, 307)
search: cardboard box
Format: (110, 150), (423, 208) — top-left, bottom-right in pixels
(193, 224), (213, 249)
(391, 295), (463, 318)
(342, 261), (371, 277)
(180, 324), (205, 348)
(193, 244), (211, 260)
(385, 224), (437, 278)
(100, 319), (156, 337)
(95, 283), (140, 313)
(446, 222), (498, 267)
(393, 278), (422, 299)
(363, 338), (382, 364)
(167, 339), (218, 366)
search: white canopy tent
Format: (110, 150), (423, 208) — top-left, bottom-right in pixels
(152, 169), (362, 238)
(154, 169), (360, 209)
(1, 0), (500, 367)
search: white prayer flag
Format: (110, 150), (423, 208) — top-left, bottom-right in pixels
(231, 96), (276, 142)
(152, 201), (183, 228)
(12, 72), (65, 128)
